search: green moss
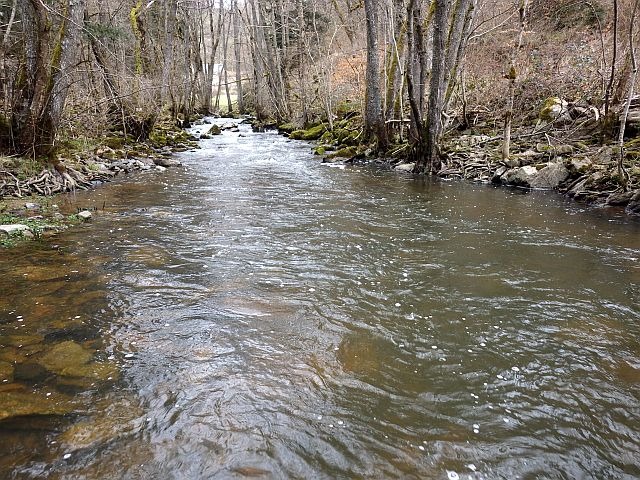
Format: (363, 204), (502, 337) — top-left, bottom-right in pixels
(278, 122), (297, 134)
(327, 146), (358, 159)
(319, 131), (335, 143)
(289, 123), (327, 141)
(314, 146), (326, 155)
(539, 97), (563, 122)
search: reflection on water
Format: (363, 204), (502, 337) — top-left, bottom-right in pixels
(1, 122), (639, 479)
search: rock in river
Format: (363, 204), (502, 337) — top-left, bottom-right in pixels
(153, 157), (183, 168)
(38, 341), (118, 381)
(0, 361), (14, 382)
(0, 388), (76, 422)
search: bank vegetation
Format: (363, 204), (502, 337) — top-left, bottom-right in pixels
(0, 0), (639, 213)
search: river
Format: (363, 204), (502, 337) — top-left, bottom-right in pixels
(1, 122), (639, 479)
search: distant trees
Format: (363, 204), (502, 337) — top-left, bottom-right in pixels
(0, 0), (637, 173)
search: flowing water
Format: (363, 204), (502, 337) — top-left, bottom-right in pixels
(1, 122), (639, 479)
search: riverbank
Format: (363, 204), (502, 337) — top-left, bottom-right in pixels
(0, 120), (203, 247)
(272, 111), (640, 217)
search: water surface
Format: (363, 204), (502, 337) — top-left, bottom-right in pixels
(1, 122), (639, 479)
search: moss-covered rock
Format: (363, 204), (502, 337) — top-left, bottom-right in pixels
(327, 146), (358, 159)
(289, 123), (327, 141)
(539, 97), (568, 123)
(277, 122), (297, 134)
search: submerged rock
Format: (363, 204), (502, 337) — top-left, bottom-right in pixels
(59, 397), (143, 451)
(39, 341), (93, 374)
(0, 388), (76, 422)
(13, 362), (49, 382)
(0, 361), (14, 382)
(1, 334), (45, 348)
(38, 341), (118, 381)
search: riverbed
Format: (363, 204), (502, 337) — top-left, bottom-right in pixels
(1, 122), (639, 479)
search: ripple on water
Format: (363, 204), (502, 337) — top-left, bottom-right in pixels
(1, 122), (639, 479)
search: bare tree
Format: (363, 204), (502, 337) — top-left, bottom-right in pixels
(616, 0), (639, 189)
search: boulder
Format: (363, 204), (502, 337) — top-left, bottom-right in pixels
(153, 157), (182, 168)
(77, 211), (92, 222)
(567, 157), (593, 175)
(0, 389), (76, 422)
(529, 162), (571, 189)
(491, 166), (508, 184)
(394, 163), (415, 172)
(539, 97), (572, 125)
(501, 165), (538, 187)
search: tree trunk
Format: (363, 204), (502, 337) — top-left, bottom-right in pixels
(423, 0), (449, 174)
(363, 0), (385, 147)
(616, 0), (639, 190)
(233, 0), (244, 113)
(502, 0), (529, 162)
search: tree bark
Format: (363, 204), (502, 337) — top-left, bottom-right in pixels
(363, 0), (385, 147)
(616, 0), (639, 190)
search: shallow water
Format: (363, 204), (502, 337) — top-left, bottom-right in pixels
(1, 122), (639, 479)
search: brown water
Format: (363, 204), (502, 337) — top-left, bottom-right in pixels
(1, 123), (639, 479)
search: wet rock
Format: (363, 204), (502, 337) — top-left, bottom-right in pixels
(529, 162), (570, 189)
(206, 124), (222, 135)
(394, 162), (415, 172)
(501, 165), (538, 187)
(0, 388), (76, 422)
(153, 157), (182, 168)
(626, 190), (640, 215)
(606, 190), (635, 206)
(492, 166), (508, 184)
(77, 211), (92, 221)
(222, 122), (236, 129)
(0, 224), (30, 236)
(59, 398), (143, 451)
(38, 341), (118, 381)
(0, 361), (14, 382)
